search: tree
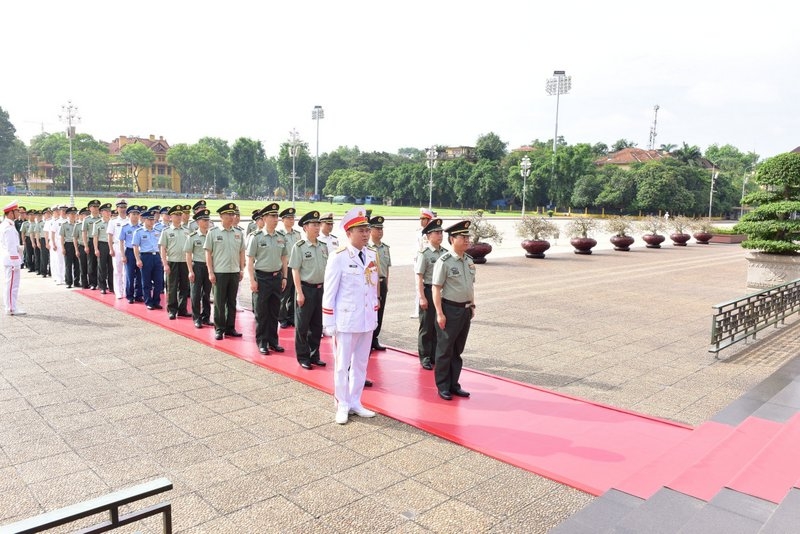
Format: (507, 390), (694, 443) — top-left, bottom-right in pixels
(475, 132), (507, 162)
(0, 138), (27, 188)
(672, 142), (702, 165)
(120, 142), (155, 192)
(230, 138), (266, 198)
(0, 106), (16, 153)
(632, 159), (694, 214)
(611, 139), (637, 152)
(659, 143), (676, 153)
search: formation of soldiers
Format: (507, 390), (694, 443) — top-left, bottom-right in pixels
(6, 199), (477, 422)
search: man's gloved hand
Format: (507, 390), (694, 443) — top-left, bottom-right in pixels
(323, 326), (337, 337)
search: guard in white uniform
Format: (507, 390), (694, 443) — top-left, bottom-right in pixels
(50, 205), (67, 285)
(322, 207), (380, 424)
(108, 199), (129, 299)
(1, 201), (25, 315)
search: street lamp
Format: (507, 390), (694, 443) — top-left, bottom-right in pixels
(312, 105), (324, 200)
(59, 101), (80, 207)
(546, 70), (572, 184)
(426, 146), (438, 211)
(520, 155), (531, 216)
(288, 129), (300, 208)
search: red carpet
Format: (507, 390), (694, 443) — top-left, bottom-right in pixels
(81, 289), (694, 496)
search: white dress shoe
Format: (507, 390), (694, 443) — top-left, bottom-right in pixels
(11, 310), (26, 316)
(349, 406), (376, 418)
(335, 408), (349, 425)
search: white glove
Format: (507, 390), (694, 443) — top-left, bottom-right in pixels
(323, 326), (337, 337)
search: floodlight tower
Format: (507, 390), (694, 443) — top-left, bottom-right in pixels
(59, 101), (80, 207)
(545, 71), (572, 157)
(312, 105), (324, 199)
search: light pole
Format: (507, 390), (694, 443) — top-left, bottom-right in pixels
(312, 105), (324, 200)
(59, 101), (80, 207)
(426, 146), (438, 211)
(288, 129), (300, 208)
(546, 70), (572, 188)
(740, 172), (750, 220)
(520, 155), (531, 216)
(709, 162), (718, 220)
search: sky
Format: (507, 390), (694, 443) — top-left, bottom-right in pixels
(2, 1), (798, 160)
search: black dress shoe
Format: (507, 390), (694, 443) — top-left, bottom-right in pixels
(371, 343), (386, 351)
(259, 346), (269, 355)
(451, 389), (470, 398)
(168, 313), (176, 320)
(268, 344), (285, 353)
(300, 362), (313, 370)
(177, 312), (191, 317)
(279, 322), (289, 329)
(225, 330), (243, 337)
(134, 297), (145, 303)
(364, 379), (373, 388)
(147, 305), (155, 310)
(311, 359), (326, 367)
(422, 362), (433, 370)
(194, 321), (202, 329)
(90, 286), (97, 290)
(101, 289), (107, 294)
(66, 285), (72, 289)
(202, 319), (214, 326)
(438, 390), (453, 401)
(214, 332), (223, 340)
(152, 304), (163, 310)
(128, 299), (134, 304)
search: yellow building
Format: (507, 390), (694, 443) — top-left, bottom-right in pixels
(108, 135), (181, 193)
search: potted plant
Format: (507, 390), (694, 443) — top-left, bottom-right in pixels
(692, 219), (715, 245)
(515, 216), (559, 258)
(604, 216), (635, 251)
(638, 216), (666, 248)
(566, 217), (598, 255)
(668, 215), (693, 246)
(464, 210), (503, 264)
(733, 152), (800, 288)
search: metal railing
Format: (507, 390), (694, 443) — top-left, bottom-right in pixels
(710, 279), (800, 354)
(0, 478), (172, 534)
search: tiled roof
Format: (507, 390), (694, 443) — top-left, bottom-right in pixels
(596, 147), (665, 165)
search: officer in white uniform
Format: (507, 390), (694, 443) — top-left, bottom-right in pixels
(108, 199), (129, 299)
(1, 201), (25, 315)
(318, 212), (340, 256)
(50, 205), (67, 285)
(322, 207), (380, 424)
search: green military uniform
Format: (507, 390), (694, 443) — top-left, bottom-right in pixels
(415, 218), (447, 369)
(159, 210), (191, 318)
(184, 209), (213, 327)
(277, 208), (300, 327)
(368, 215), (391, 350)
(92, 210), (113, 293)
(60, 214), (79, 288)
(83, 204), (102, 288)
(204, 203), (246, 338)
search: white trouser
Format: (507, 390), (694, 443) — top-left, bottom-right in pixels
(333, 331), (372, 411)
(52, 244), (65, 283)
(112, 252), (125, 298)
(3, 265), (21, 313)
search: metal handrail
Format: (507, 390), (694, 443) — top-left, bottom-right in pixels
(0, 477), (173, 534)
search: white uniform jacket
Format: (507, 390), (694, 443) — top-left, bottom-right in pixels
(1, 219), (22, 267)
(322, 244), (379, 333)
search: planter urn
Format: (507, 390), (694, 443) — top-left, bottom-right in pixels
(521, 239), (551, 259)
(670, 233), (691, 246)
(466, 242), (493, 264)
(693, 231), (713, 245)
(570, 237), (597, 255)
(610, 235), (635, 252)
(642, 234), (666, 248)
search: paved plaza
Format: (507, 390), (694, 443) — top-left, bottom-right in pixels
(1, 217), (797, 533)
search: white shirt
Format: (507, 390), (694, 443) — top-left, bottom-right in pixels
(108, 215), (128, 245)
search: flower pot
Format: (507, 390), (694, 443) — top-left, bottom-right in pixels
(570, 237), (597, 255)
(466, 242), (492, 264)
(610, 235), (635, 252)
(670, 233), (691, 246)
(693, 231), (712, 245)
(642, 234), (666, 248)
(521, 239), (550, 259)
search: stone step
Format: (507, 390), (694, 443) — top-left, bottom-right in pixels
(760, 487), (800, 533)
(611, 487), (705, 533)
(676, 488), (775, 534)
(548, 489), (643, 533)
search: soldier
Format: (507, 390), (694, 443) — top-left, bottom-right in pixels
(50, 205), (67, 286)
(432, 220), (476, 401)
(76, 207), (90, 288)
(184, 208), (213, 328)
(278, 207), (300, 328)
(322, 207), (379, 424)
(318, 212), (340, 256)
(415, 218), (446, 370)
(289, 210), (328, 370)
(38, 207), (52, 278)
(119, 205), (144, 303)
(30, 210), (41, 276)
(368, 215), (391, 351)
(60, 207), (80, 289)
(14, 206), (25, 269)
(180, 205), (192, 228)
(93, 203), (114, 294)
(159, 205), (191, 320)
(133, 208), (164, 310)
(155, 206), (170, 233)
(246, 209), (263, 237)
(20, 208), (33, 272)
(204, 202), (246, 340)
(411, 208), (435, 317)
(246, 203), (288, 354)
(1, 201), (25, 315)
(108, 199), (129, 299)
(83, 200), (101, 288)
(187, 199), (212, 232)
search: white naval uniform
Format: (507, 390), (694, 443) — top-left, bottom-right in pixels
(322, 244), (379, 412)
(50, 217), (66, 284)
(108, 215), (128, 298)
(1, 218), (23, 314)
(318, 232), (340, 257)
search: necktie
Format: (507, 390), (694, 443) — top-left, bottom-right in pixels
(358, 250), (365, 265)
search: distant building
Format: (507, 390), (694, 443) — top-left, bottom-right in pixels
(107, 135), (181, 193)
(440, 146), (477, 162)
(595, 147), (666, 170)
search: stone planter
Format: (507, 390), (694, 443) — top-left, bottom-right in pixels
(709, 233), (747, 244)
(642, 234), (666, 248)
(466, 242), (492, 264)
(693, 231), (713, 245)
(610, 235), (635, 252)
(521, 239), (551, 259)
(570, 237), (597, 255)
(670, 233), (691, 246)
(745, 252), (800, 290)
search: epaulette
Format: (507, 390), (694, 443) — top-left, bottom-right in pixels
(189, 230), (199, 237)
(295, 239), (305, 247)
(235, 225), (244, 231)
(441, 246), (448, 252)
(336, 245), (348, 254)
(277, 228), (286, 235)
(464, 253), (473, 260)
(440, 252), (453, 261)
(329, 233), (337, 238)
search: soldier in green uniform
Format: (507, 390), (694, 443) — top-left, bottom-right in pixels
(289, 210), (329, 370)
(187, 199), (207, 232)
(184, 208), (214, 328)
(83, 200), (101, 288)
(204, 202), (246, 340)
(368, 215), (391, 351)
(246, 203), (288, 354)
(432, 220), (476, 401)
(60, 207), (79, 288)
(246, 209), (263, 237)
(278, 207), (300, 328)
(414, 217), (447, 370)
(92, 203), (113, 294)
(159, 205), (191, 319)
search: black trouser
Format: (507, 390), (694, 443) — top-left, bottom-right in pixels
(190, 262), (211, 322)
(278, 267), (295, 325)
(418, 284), (437, 365)
(253, 270), (282, 349)
(64, 242), (79, 287)
(24, 237), (34, 271)
(213, 272), (240, 334)
(38, 237), (50, 276)
(87, 240), (98, 287)
(78, 244), (89, 288)
(166, 261), (190, 315)
(32, 241), (41, 275)
(434, 301), (472, 393)
(124, 248), (143, 300)
(295, 282), (323, 364)
(97, 241), (113, 291)
(372, 277), (388, 346)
